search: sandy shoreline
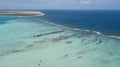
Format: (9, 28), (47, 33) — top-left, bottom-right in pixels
(0, 11), (44, 16)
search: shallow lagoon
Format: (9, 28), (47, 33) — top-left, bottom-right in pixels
(0, 16), (120, 67)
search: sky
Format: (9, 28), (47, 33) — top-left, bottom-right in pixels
(0, 0), (119, 10)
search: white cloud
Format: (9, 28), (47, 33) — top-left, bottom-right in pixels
(79, 0), (92, 5)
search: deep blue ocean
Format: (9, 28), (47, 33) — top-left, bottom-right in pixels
(39, 10), (120, 36)
(0, 10), (120, 36)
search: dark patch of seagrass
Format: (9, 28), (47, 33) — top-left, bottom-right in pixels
(65, 41), (72, 44)
(63, 54), (69, 58)
(96, 39), (103, 45)
(77, 56), (82, 59)
(0, 49), (22, 56)
(33, 30), (64, 38)
(52, 34), (75, 42)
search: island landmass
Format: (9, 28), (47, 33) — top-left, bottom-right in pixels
(0, 11), (44, 16)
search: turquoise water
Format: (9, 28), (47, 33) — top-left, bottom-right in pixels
(0, 15), (120, 67)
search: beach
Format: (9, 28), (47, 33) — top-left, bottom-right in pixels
(0, 11), (44, 16)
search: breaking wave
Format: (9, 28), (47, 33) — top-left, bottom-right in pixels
(38, 19), (120, 41)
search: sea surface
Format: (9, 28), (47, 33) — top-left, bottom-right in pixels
(40, 10), (120, 36)
(0, 10), (120, 67)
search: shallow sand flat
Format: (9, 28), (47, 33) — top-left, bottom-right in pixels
(0, 18), (120, 67)
(0, 11), (44, 16)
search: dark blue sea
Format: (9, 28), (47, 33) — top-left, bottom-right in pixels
(39, 10), (120, 36)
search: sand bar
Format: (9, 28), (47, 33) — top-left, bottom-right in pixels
(0, 11), (44, 16)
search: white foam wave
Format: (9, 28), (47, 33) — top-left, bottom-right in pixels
(73, 28), (90, 32)
(40, 19), (120, 41)
(93, 31), (102, 35)
(75, 28), (120, 40)
(107, 35), (120, 40)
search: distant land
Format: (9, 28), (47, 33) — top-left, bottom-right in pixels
(0, 11), (44, 16)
